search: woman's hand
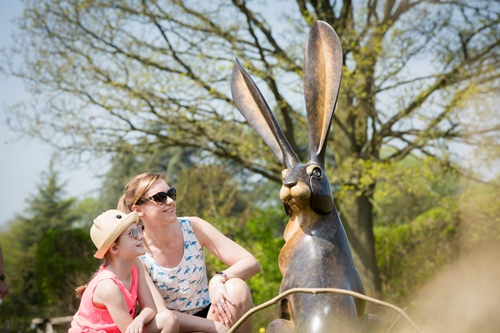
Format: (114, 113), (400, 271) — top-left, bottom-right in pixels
(209, 276), (235, 326)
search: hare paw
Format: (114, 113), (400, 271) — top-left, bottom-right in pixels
(359, 313), (382, 333)
(267, 319), (294, 333)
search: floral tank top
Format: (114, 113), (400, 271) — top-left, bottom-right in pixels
(140, 217), (210, 314)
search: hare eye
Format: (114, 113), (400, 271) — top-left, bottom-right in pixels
(312, 168), (322, 178)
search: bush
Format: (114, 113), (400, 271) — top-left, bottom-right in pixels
(375, 207), (460, 303)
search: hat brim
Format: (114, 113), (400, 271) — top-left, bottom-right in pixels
(94, 212), (139, 259)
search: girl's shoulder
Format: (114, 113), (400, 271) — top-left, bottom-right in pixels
(92, 274), (124, 306)
(90, 266), (116, 283)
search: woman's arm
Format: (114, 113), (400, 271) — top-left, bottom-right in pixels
(191, 216), (261, 281)
(192, 216), (260, 325)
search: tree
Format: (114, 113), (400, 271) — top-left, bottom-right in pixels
(372, 153), (460, 226)
(0, 164), (79, 315)
(35, 228), (99, 316)
(3, 0), (500, 294)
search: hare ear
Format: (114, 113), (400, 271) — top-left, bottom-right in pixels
(231, 58), (300, 169)
(304, 21), (343, 166)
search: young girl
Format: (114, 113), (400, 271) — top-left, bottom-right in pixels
(69, 209), (179, 333)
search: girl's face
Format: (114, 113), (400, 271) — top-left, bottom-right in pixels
(133, 179), (177, 226)
(115, 223), (146, 258)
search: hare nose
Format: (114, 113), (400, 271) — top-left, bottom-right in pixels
(283, 179), (297, 188)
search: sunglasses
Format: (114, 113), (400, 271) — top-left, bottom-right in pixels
(137, 187), (177, 205)
(127, 225), (144, 240)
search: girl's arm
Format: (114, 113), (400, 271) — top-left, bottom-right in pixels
(93, 279), (136, 333)
(134, 258), (157, 328)
(174, 311), (229, 333)
(93, 269), (155, 333)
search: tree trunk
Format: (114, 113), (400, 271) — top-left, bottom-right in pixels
(337, 192), (381, 297)
(333, 83), (381, 295)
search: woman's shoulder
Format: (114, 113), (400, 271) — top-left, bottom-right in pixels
(179, 216), (209, 232)
(186, 216), (224, 246)
(184, 216), (210, 233)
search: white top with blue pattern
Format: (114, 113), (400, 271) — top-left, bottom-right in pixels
(140, 217), (210, 314)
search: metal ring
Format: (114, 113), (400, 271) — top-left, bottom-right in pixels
(220, 300), (226, 305)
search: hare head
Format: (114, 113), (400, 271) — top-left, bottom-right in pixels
(231, 20), (342, 218)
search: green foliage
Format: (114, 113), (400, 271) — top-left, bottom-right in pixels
(205, 205), (287, 330)
(174, 166), (254, 225)
(16, 165), (80, 247)
(375, 207), (460, 303)
(4, 0), (500, 294)
(0, 166), (79, 316)
(0, 166), (99, 319)
(0, 1), (498, 323)
(371, 155), (460, 226)
(234, 207), (286, 306)
(71, 196), (106, 228)
(457, 176), (500, 247)
(35, 228), (99, 315)
(96, 149), (191, 212)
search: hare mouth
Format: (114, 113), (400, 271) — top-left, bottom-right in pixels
(281, 192), (310, 207)
(280, 182), (311, 204)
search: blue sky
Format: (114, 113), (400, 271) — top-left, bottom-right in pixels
(1, 1), (497, 229)
(0, 1), (100, 228)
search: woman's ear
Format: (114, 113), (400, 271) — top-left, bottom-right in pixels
(132, 205), (143, 217)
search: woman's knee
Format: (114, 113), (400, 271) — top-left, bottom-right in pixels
(225, 278), (253, 306)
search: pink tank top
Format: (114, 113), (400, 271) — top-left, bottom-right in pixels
(69, 265), (138, 333)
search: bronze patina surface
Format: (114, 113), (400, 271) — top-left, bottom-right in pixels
(231, 21), (380, 333)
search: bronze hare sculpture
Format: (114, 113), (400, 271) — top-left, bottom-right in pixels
(231, 21), (380, 333)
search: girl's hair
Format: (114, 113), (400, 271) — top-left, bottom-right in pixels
(117, 173), (167, 213)
(74, 245), (117, 298)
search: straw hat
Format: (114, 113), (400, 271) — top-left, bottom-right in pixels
(91, 209), (139, 259)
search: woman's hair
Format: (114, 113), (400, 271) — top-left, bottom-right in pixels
(74, 243), (119, 298)
(117, 173), (167, 213)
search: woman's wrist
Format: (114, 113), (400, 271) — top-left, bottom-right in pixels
(212, 271), (228, 283)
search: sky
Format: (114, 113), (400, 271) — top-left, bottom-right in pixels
(1, 2), (497, 230)
(0, 1), (101, 229)
(0, 0), (285, 230)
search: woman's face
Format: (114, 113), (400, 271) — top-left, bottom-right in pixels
(134, 178), (177, 225)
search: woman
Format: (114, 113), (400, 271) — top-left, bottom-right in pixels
(118, 173), (260, 333)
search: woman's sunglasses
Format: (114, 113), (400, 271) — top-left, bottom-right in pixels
(137, 187), (176, 205)
(127, 225), (144, 240)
